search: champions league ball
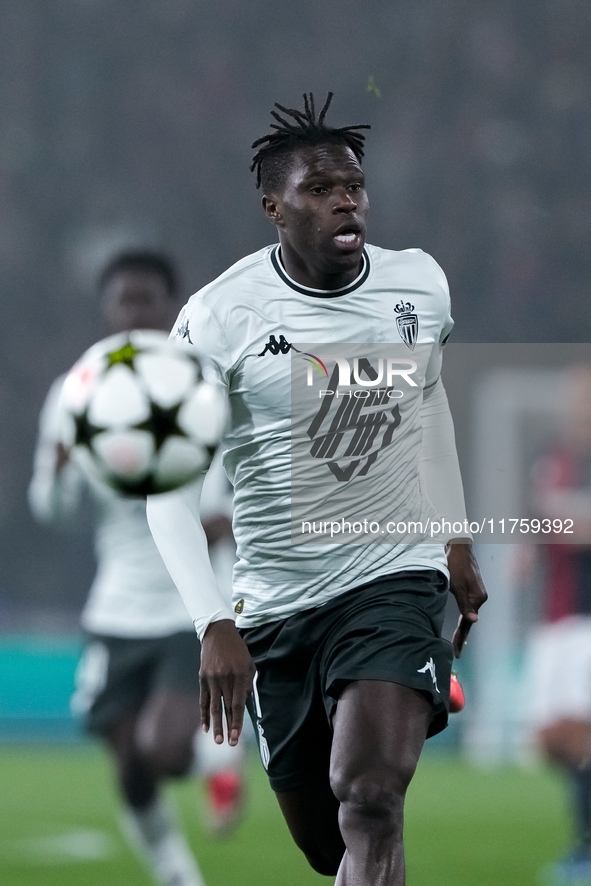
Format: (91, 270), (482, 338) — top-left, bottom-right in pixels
(59, 330), (227, 496)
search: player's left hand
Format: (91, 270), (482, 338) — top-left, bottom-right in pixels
(446, 541), (488, 658)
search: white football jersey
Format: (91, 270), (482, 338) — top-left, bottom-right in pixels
(171, 243), (456, 629)
(29, 376), (232, 638)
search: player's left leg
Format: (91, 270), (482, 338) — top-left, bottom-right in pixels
(329, 679), (431, 886)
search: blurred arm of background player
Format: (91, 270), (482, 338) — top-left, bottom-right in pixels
(28, 375), (82, 525)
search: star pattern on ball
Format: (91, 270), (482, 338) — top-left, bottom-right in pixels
(64, 331), (226, 496)
(137, 401), (186, 451)
(107, 341), (139, 369)
(73, 408), (103, 447)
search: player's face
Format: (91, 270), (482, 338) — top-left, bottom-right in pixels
(264, 143), (369, 289)
(101, 269), (177, 334)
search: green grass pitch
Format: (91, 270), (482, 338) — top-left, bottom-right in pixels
(0, 743), (572, 885)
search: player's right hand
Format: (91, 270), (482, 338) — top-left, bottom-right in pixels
(199, 619), (256, 747)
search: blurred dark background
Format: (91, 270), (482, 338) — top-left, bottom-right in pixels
(1, 0), (590, 624)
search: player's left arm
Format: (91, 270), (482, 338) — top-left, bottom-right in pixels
(147, 483), (254, 745)
(419, 373), (488, 657)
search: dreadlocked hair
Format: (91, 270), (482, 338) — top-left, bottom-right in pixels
(250, 92), (371, 191)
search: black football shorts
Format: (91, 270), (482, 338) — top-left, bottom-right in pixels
(71, 630), (201, 735)
(240, 570), (453, 792)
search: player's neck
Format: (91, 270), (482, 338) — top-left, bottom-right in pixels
(277, 244), (364, 292)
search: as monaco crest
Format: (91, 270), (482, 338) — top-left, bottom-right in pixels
(395, 301), (418, 350)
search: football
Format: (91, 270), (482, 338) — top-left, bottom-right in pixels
(58, 330), (227, 496)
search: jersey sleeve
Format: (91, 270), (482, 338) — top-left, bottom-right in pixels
(171, 295), (232, 386)
(424, 256), (454, 387)
(419, 377), (470, 540)
(434, 261), (454, 344)
(146, 481), (236, 640)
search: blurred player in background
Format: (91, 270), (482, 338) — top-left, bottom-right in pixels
(28, 250), (243, 886)
(148, 93), (487, 885)
(526, 365), (591, 886)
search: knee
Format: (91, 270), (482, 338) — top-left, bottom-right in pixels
(538, 720), (591, 769)
(136, 728), (194, 778)
(330, 763), (413, 830)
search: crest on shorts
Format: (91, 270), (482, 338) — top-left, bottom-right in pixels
(395, 301), (418, 350)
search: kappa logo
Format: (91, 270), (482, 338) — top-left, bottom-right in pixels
(176, 318), (193, 345)
(258, 334), (329, 378)
(258, 334), (292, 356)
(417, 657), (440, 693)
(395, 301), (419, 350)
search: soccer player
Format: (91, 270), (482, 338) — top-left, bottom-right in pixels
(526, 365), (591, 884)
(29, 250), (243, 886)
(147, 94), (487, 884)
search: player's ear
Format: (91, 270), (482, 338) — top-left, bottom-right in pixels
(262, 195), (284, 228)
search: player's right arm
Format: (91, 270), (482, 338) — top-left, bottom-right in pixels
(28, 376), (84, 524)
(147, 294), (256, 746)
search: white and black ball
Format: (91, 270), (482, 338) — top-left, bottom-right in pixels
(59, 330), (227, 496)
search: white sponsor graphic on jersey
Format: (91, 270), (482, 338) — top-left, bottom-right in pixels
(417, 656), (440, 693)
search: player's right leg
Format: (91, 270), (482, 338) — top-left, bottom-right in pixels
(105, 710), (159, 806)
(242, 571), (452, 882)
(329, 679), (431, 885)
(273, 682), (432, 884)
(73, 635), (207, 886)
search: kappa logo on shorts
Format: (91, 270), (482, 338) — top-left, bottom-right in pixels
(417, 657), (440, 693)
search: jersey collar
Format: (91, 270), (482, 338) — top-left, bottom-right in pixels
(270, 245), (370, 298)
